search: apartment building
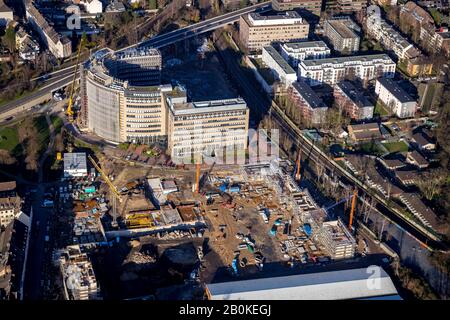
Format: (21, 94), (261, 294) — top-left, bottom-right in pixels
(25, 2), (72, 59)
(262, 46), (297, 87)
(271, 0), (322, 16)
(0, 0), (13, 26)
(288, 81), (328, 125)
(0, 182), (19, 228)
(165, 93), (249, 162)
(323, 18), (361, 54)
(375, 78), (417, 118)
(280, 41), (330, 68)
(239, 11), (310, 52)
(82, 48), (166, 143)
(334, 81), (374, 120)
(59, 245), (100, 300)
(367, 7), (421, 61)
(347, 123), (382, 142)
(298, 54), (396, 86)
(335, 0), (368, 13)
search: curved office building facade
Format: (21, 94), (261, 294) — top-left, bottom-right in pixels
(82, 48), (166, 144)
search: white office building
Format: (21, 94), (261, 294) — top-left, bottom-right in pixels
(262, 45), (297, 87)
(298, 54), (396, 86)
(375, 78), (417, 118)
(280, 41), (331, 68)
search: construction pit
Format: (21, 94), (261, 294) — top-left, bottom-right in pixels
(89, 155), (368, 288)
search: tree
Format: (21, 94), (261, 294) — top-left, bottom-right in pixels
(212, 0), (221, 14)
(149, 0), (157, 10)
(240, 0), (249, 8)
(417, 168), (447, 200)
(191, 8), (201, 23)
(0, 150), (16, 165)
(2, 27), (15, 52)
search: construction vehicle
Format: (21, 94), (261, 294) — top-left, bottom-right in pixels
(87, 155), (121, 227)
(66, 38), (85, 122)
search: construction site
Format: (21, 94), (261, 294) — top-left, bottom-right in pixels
(49, 144), (380, 299)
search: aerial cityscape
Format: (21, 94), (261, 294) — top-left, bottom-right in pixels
(0, 0), (449, 302)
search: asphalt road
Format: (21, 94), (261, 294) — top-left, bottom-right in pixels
(0, 3), (270, 119)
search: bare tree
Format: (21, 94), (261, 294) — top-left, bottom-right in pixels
(417, 168), (447, 200)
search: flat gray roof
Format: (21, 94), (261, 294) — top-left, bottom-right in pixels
(377, 78), (414, 103)
(292, 81), (326, 109)
(206, 267), (400, 300)
(283, 41), (329, 50)
(301, 54), (393, 66)
(64, 153), (87, 171)
(263, 46), (296, 75)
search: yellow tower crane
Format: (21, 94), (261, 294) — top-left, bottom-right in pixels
(66, 38), (85, 122)
(88, 155), (121, 227)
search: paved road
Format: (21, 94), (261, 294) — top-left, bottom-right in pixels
(23, 109), (58, 300)
(0, 2), (270, 118)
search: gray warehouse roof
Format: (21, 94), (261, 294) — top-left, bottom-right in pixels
(206, 267), (401, 300)
(377, 78), (414, 103)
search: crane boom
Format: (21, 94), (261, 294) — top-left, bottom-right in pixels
(88, 155), (121, 201)
(67, 39), (84, 121)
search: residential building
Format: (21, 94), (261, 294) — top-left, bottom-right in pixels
(367, 7), (421, 61)
(165, 93), (250, 162)
(0, 182), (19, 228)
(395, 170), (419, 186)
(375, 78), (417, 118)
(326, 0), (367, 13)
(82, 48), (166, 143)
(323, 18), (361, 54)
(0, 0), (13, 26)
(378, 157), (406, 171)
(262, 45), (297, 87)
(347, 123), (382, 142)
(64, 153), (88, 178)
(80, 0), (103, 14)
(59, 245), (100, 300)
(411, 132), (436, 151)
(406, 57), (433, 77)
(288, 81), (328, 125)
(399, 193), (441, 232)
(334, 81), (374, 120)
(280, 41), (330, 68)
(406, 150), (429, 169)
(15, 27), (40, 61)
(298, 54), (395, 86)
(417, 0), (448, 8)
(271, 0), (322, 16)
(206, 267), (400, 300)
(25, 2), (72, 59)
(105, 0), (126, 13)
(239, 11), (310, 52)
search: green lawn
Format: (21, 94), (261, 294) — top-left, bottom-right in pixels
(34, 116), (51, 153)
(0, 127), (19, 152)
(50, 115), (63, 132)
(374, 101), (390, 117)
(382, 141), (409, 153)
(359, 141), (386, 156)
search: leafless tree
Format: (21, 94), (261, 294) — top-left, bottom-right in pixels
(417, 168), (447, 200)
